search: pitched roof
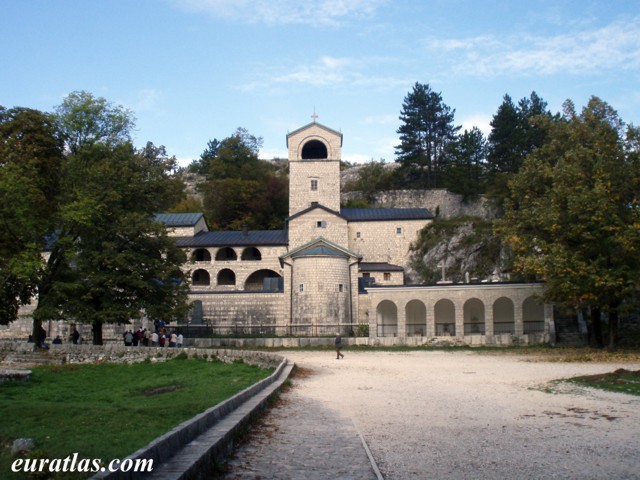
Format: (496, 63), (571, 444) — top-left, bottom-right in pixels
(340, 208), (433, 222)
(287, 204), (345, 223)
(155, 213), (205, 227)
(175, 230), (288, 248)
(359, 262), (404, 272)
(286, 121), (343, 147)
(281, 237), (361, 262)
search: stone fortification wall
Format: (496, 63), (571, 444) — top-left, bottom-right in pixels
(342, 189), (493, 220)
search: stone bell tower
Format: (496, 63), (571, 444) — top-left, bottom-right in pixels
(286, 115), (343, 217)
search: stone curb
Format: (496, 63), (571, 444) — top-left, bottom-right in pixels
(90, 355), (292, 480)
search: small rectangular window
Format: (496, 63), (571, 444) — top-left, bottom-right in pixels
(310, 179), (318, 191)
(396, 227), (403, 235)
(363, 272), (370, 278)
(299, 284), (304, 292)
(311, 201), (319, 207)
(356, 232), (361, 238)
(383, 273), (391, 281)
(338, 284), (343, 292)
(317, 220), (327, 228)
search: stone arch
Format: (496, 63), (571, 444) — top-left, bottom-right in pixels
(493, 297), (515, 334)
(245, 269), (282, 291)
(434, 298), (455, 335)
(215, 247), (237, 261)
(523, 296), (545, 333)
(241, 247), (262, 261)
(406, 300), (426, 336)
(191, 248), (211, 262)
(464, 298), (485, 335)
(376, 300), (397, 337)
(192, 269), (210, 287)
(301, 139), (328, 159)
(217, 268), (236, 286)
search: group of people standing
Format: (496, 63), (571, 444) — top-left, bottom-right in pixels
(122, 324), (183, 348)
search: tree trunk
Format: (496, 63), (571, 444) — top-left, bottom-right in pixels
(31, 319), (43, 347)
(607, 304), (619, 351)
(92, 320), (103, 345)
(590, 307), (604, 348)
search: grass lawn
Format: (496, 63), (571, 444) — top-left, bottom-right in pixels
(0, 356), (273, 479)
(566, 368), (640, 396)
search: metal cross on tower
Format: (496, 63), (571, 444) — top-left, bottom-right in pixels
(311, 110), (318, 122)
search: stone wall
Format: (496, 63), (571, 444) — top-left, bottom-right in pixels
(194, 291), (285, 331)
(347, 218), (429, 266)
(342, 189), (493, 220)
(0, 342), (284, 370)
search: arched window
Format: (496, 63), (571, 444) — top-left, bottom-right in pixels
(245, 269), (282, 291)
(191, 248), (211, 262)
(301, 140), (328, 159)
(217, 269), (236, 286)
(241, 247), (262, 261)
(523, 296), (545, 333)
(215, 247), (237, 261)
(192, 269), (211, 286)
(464, 298), (485, 334)
(434, 299), (455, 335)
(406, 300), (426, 336)
(494, 297), (515, 334)
(376, 300), (398, 337)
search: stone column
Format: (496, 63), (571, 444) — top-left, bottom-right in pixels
(514, 300), (524, 336)
(426, 303), (436, 337)
(544, 303), (556, 345)
(397, 300), (406, 339)
(485, 301), (494, 337)
(455, 300), (464, 337)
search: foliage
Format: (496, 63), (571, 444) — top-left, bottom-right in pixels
(342, 160), (397, 202)
(199, 128), (288, 230)
(54, 90), (135, 154)
(567, 369), (640, 396)
(486, 92), (554, 209)
(443, 127), (488, 200)
(0, 107), (65, 325)
(496, 96), (640, 348)
(0, 358), (273, 478)
(395, 82), (460, 189)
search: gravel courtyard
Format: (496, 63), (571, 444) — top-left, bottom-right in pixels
(278, 350), (640, 480)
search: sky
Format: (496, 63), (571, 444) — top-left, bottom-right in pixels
(2, 0), (639, 167)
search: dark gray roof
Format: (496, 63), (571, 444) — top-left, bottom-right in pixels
(359, 262), (404, 272)
(340, 208), (433, 222)
(176, 230), (288, 248)
(293, 245), (349, 258)
(155, 213), (204, 227)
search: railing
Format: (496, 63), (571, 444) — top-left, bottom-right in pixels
(174, 323), (369, 338)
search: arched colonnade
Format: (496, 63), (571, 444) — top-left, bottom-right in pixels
(369, 284), (551, 339)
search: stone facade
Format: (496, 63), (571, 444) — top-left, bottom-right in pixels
(2, 119), (554, 346)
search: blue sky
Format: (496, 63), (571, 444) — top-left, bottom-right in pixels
(2, 0), (639, 166)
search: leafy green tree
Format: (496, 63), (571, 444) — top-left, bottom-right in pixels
(19, 92), (190, 344)
(443, 127), (487, 199)
(497, 97), (640, 349)
(200, 128), (288, 230)
(0, 107), (65, 325)
(395, 82), (460, 188)
(345, 160), (396, 203)
(55, 90), (135, 154)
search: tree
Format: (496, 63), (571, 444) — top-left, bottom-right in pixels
(497, 97), (640, 349)
(486, 92), (553, 209)
(443, 127), (488, 199)
(23, 92), (190, 344)
(55, 90), (135, 154)
(0, 107), (65, 325)
(199, 128), (288, 230)
(395, 82), (460, 188)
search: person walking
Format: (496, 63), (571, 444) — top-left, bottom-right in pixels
(335, 333), (344, 359)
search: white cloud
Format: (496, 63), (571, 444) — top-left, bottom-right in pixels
(241, 55), (407, 91)
(426, 16), (640, 78)
(459, 114), (492, 137)
(175, 0), (387, 26)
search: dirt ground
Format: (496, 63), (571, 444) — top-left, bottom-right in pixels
(282, 350), (640, 480)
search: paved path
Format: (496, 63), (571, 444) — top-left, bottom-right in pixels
(220, 365), (380, 480)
